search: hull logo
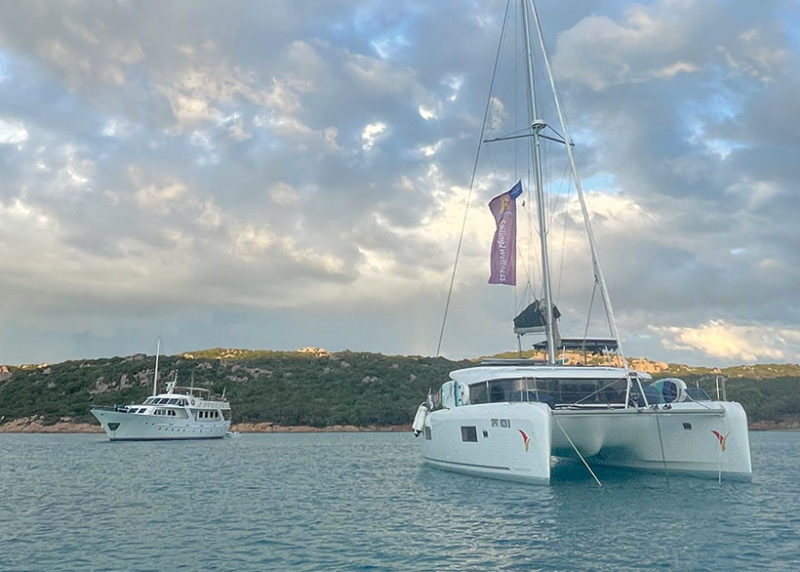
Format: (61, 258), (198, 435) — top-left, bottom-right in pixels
(712, 430), (728, 452)
(519, 429), (530, 452)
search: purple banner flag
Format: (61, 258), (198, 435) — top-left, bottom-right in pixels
(488, 181), (523, 285)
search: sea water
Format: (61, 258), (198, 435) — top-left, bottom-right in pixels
(1, 431), (798, 571)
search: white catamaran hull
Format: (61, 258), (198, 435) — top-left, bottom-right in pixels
(420, 401), (751, 484)
(91, 408), (230, 441)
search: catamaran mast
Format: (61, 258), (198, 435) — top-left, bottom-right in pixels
(521, 0), (557, 364)
(523, 0), (628, 368)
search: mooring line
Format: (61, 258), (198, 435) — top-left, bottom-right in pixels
(555, 416), (601, 487)
(654, 410), (669, 485)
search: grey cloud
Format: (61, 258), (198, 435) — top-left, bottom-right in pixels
(1, 0), (799, 366)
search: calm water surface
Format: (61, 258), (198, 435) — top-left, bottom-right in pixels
(1, 431), (798, 571)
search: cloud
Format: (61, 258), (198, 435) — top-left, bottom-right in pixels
(361, 121), (387, 151)
(0, 118), (28, 145)
(654, 320), (800, 363)
(0, 0), (799, 367)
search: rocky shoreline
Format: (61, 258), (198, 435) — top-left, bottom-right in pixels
(0, 417), (796, 433)
(748, 419), (800, 431)
(0, 416), (412, 434)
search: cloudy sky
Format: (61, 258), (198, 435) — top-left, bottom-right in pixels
(1, 0), (799, 367)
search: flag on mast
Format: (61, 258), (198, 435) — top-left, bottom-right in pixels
(488, 181), (523, 285)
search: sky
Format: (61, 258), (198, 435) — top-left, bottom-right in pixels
(1, 0), (799, 367)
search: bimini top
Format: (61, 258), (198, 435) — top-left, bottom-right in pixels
(450, 364), (650, 386)
(532, 338), (618, 354)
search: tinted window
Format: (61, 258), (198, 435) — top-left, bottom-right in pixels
(461, 426), (478, 442)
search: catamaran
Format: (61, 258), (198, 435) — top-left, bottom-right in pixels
(90, 341), (231, 441)
(412, 0), (752, 484)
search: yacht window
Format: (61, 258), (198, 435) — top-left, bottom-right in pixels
(685, 387), (710, 401)
(167, 398), (179, 405)
(489, 380), (512, 402)
(461, 426), (478, 442)
(424, 426), (431, 440)
(469, 383), (488, 405)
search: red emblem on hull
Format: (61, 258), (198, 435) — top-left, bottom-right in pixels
(712, 430), (728, 452)
(519, 429), (531, 452)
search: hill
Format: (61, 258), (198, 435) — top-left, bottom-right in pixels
(1, 348), (798, 431)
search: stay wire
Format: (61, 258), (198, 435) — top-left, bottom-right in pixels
(436, 0), (512, 356)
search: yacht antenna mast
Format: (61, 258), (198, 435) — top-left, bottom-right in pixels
(153, 338), (160, 396)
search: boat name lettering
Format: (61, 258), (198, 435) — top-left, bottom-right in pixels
(491, 418), (511, 428)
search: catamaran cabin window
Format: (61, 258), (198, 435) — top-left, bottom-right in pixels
(461, 426), (478, 442)
(467, 377), (628, 406)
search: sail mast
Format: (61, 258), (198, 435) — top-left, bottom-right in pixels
(528, 0), (628, 368)
(521, 0), (557, 364)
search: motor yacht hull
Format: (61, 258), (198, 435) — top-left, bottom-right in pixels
(91, 408), (230, 441)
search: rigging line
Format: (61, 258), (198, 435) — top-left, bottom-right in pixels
(554, 165), (570, 302)
(554, 416), (602, 487)
(571, 377), (624, 405)
(655, 412), (670, 485)
(583, 280), (597, 345)
(529, 0), (627, 369)
(436, 0), (512, 357)
(718, 424), (724, 484)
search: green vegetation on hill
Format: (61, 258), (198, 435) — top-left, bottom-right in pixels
(0, 350), (470, 428)
(0, 350), (798, 428)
